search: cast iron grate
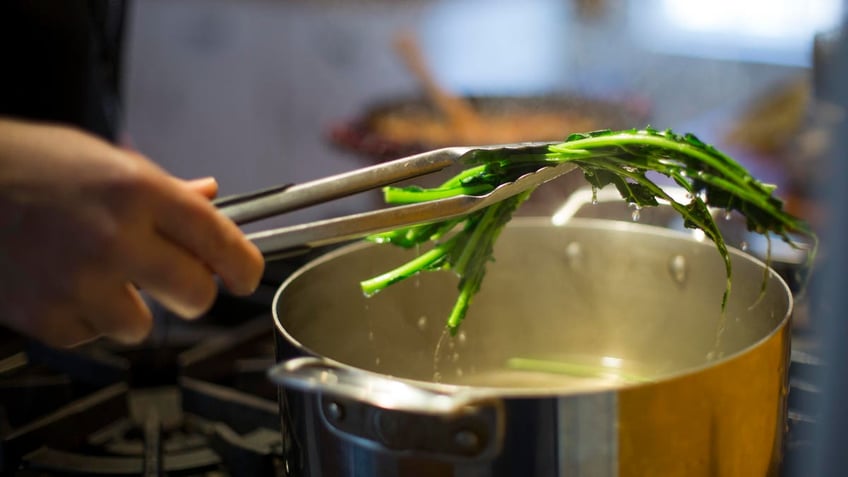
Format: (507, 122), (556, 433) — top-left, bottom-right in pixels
(0, 308), (282, 476)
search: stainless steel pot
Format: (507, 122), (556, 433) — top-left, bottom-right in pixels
(269, 218), (793, 476)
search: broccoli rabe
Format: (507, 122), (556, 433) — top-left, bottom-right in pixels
(361, 128), (817, 335)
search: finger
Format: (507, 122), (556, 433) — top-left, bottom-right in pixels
(179, 176), (218, 200)
(125, 231), (219, 319)
(154, 192), (263, 296)
(80, 283), (153, 344)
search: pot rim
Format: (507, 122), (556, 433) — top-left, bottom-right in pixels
(271, 217), (793, 399)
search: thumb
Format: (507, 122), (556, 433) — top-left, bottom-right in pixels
(180, 177), (219, 200)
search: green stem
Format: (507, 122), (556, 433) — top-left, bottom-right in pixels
(384, 183), (494, 204)
(551, 132), (751, 190)
(360, 236), (458, 296)
(452, 206), (501, 276)
(437, 164), (490, 189)
(447, 283), (474, 334)
(693, 172), (798, 231)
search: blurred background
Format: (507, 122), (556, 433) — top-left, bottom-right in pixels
(122, 0), (844, 232)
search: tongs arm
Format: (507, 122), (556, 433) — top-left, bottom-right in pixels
(215, 147), (465, 225)
(245, 194), (483, 259)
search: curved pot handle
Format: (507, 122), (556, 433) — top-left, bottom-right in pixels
(268, 356), (479, 415)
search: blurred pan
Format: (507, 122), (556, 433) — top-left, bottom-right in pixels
(329, 94), (650, 163)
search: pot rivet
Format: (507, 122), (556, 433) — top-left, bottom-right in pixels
(326, 401), (345, 421)
(454, 429), (480, 451)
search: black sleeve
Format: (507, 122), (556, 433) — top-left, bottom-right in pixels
(0, 0), (127, 142)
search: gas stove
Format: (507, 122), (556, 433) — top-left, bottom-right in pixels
(0, 286), (284, 477)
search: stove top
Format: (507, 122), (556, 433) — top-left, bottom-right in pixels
(0, 285), (284, 476)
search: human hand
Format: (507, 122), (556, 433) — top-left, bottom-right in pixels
(0, 118), (264, 347)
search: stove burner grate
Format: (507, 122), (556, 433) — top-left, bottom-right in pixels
(0, 315), (282, 476)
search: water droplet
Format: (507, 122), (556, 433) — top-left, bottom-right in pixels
(565, 241), (583, 270)
(629, 203), (641, 222)
(451, 352), (460, 363)
(368, 331), (375, 342)
(433, 328), (449, 381)
(457, 331), (467, 345)
(456, 368), (464, 377)
(724, 210), (732, 221)
(375, 357), (381, 366)
(668, 254), (687, 284)
(706, 350), (716, 361)
(740, 241), (749, 251)
(631, 209), (641, 221)
(591, 186), (598, 205)
(417, 316), (428, 331)
(433, 372), (443, 383)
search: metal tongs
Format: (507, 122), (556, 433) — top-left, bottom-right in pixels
(215, 142), (578, 259)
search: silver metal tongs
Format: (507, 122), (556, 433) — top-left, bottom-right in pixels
(215, 142), (578, 259)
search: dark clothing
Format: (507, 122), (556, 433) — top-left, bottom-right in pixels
(0, 1), (127, 142)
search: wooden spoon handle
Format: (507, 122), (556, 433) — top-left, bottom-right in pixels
(393, 31), (481, 139)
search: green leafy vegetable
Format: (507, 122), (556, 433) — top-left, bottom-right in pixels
(361, 128), (817, 335)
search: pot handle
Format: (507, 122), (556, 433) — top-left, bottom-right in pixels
(267, 356), (479, 415)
